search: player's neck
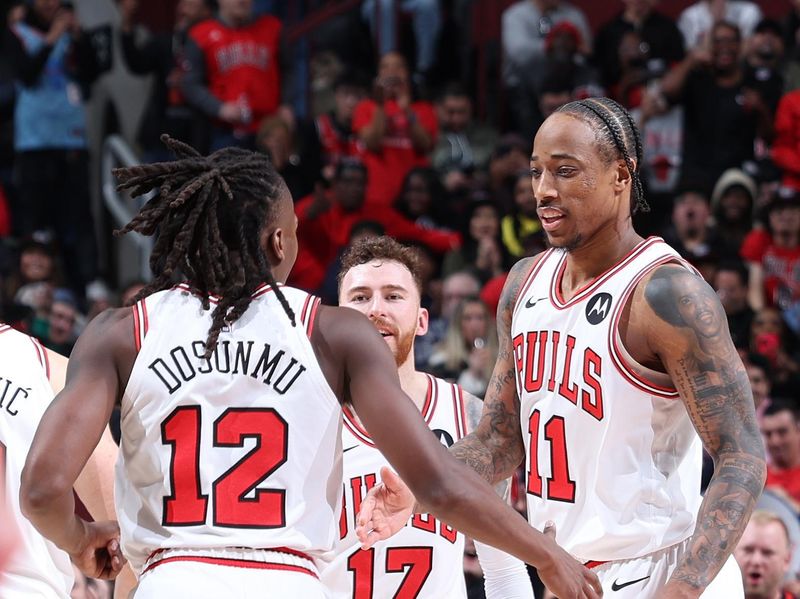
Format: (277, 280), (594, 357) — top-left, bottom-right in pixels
(562, 226), (642, 296)
(397, 355), (430, 413)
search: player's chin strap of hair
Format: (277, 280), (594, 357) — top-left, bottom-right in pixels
(575, 99), (649, 214)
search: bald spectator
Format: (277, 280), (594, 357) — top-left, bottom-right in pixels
(735, 511), (797, 599)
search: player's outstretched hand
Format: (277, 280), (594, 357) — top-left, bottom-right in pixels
(539, 521), (604, 599)
(70, 520), (126, 580)
(356, 467), (415, 549)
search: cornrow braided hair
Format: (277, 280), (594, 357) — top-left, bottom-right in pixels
(113, 134), (296, 358)
(557, 97), (650, 214)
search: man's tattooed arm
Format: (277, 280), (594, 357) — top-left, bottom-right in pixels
(643, 265), (766, 596)
(449, 257), (537, 486)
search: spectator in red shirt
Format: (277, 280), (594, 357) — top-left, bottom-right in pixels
(772, 89), (800, 191)
(760, 400), (800, 511)
(314, 71), (367, 181)
(182, 0), (294, 151)
(741, 190), (800, 311)
(353, 52), (437, 206)
(290, 159), (459, 292)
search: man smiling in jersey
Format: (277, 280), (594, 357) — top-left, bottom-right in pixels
(324, 236), (534, 599)
(358, 97), (766, 598)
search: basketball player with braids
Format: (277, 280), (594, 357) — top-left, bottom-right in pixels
(358, 97), (767, 597)
(20, 136), (601, 598)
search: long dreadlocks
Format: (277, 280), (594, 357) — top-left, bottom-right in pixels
(114, 135), (296, 357)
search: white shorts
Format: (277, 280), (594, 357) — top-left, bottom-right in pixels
(133, 547), (328, 599)
(590, 538), (744, 598)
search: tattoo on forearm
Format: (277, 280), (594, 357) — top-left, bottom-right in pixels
(645, 267), (766, 589)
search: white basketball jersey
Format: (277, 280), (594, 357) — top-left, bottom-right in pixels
(0, 325), (73, 598)
(116, 284), (342, 574)
(511, 237), (703, 562)
(320, 374), (469, 599)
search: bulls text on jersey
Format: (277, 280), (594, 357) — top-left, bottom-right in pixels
(148, 340), (307, 395)
(511, 330), (604, 421)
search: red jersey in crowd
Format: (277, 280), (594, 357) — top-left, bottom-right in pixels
(315, 113), (361, 168)
(188, 15), (282, 133)
(741, 229), (800, 308)
(772, 90), (800, 191)
(352, 99), (437, 206)
(765, 464), (800, 506)
(290, 192), (459, 292)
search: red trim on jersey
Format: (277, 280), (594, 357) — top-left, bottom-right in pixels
(550, 237), (662, 309)
(513, 250), (554, 317)
(607, 255), (680, 399)
(299, 294), (312, 328)
(132, 305), (141, 352)
(0, 441), (6, 502)
(451, 384), (468, 439)
(584, 560), (608, 569)
(30, 337), (49, 379)
(343, 376), (437, 447)
(141, 298), (149, 339)
(251, 284), (277, 300)
(305, 297), (321, 338)
(142, 555), (318, 578)
(0, 324), (11, 335)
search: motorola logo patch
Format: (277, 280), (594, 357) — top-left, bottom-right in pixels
(585, 292), (612, 325)
(432, 429), (454, 447)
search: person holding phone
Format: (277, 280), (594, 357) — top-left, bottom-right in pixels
(352, 52), (437, 207)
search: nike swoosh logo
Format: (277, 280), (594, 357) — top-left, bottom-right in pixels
(611, 576), (650, 591)
(525, 296), (547, 309)
(343, 446), (358, 453)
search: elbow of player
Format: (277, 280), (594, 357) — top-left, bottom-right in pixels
(20, 462), (70, 517)
(415, 475), (469, 516)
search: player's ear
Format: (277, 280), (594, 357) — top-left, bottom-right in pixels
(263, 226), (285, 264)
(417, 307), (429, 336)
(613, 159), (633, 193)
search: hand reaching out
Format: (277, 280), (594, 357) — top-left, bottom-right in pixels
(356, 466), (415, 549)
(538, 522), (605, 599)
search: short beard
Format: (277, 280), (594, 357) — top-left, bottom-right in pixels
(546, 233), (583, 253)
(393, 330), (415, 367)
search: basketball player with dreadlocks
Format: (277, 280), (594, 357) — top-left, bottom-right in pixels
(358, 97), (766, 597)
(20, 136), (601, 599)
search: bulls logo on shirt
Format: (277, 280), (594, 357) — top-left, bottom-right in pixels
(585, 292), (612, 325)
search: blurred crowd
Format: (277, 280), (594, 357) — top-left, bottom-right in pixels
(2, 0), (800, 597)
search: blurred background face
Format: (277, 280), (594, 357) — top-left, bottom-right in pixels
(751, 308), (783, 337)
(34, 0), (61, 23)
(259, 125), (290, 170)
(441, 274), (480, 320)
(672, 192), (710, 236)
(49, 301), (76, 345)
(438, 95), (471, 133)
(403, 172), (432, 217)
(334, 85), (364, 123)
(333, 167), (366, 212)
(760, 409), (800, 468)
(378, 52), (410, 97)
(735, 520), (791, 599)
(514, 174), (537, 216)
(176, 0), (210, 29)
(768, 205), (800, 238)
(469, 205), (499, 240)
(218, 0), (253, 23)
(719, 187), (751, 223)
(622, 0), (655, 17)
(460, 300), (489, 347)
(745, 363), (770, 407)
(714, 269), (747, 314)
(712, 23), (741, 72)
(339, 260), (424, 367)
(20, 249), (53, 282)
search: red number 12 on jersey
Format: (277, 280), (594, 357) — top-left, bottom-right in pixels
(161, 405), (288, 527)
